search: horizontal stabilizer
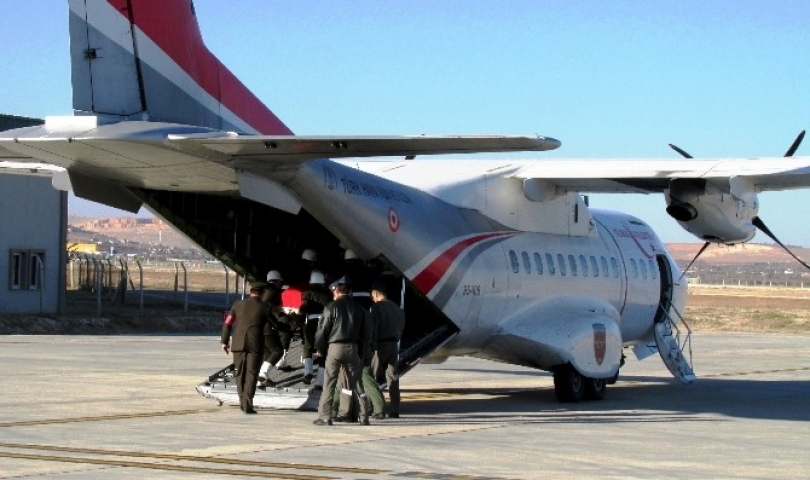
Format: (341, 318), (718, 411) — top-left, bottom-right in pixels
(0, 161), (65, 177)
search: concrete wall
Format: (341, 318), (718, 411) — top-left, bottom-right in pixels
(0, 174), (66, 314)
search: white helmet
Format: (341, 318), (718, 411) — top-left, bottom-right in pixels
(344, 249), (358, 260)
(266, 270), (283, 282)
(309, 270), (325, 285)
(301, 249), (317, 262)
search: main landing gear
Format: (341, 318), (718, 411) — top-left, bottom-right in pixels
(553, 365), (609, 403)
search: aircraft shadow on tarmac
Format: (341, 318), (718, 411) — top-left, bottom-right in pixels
(400, 375), (810, 424)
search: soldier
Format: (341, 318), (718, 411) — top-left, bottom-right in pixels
(313, 276), (371, 426)
(258, 270), (287, 386)
(343, 250), (370, 291)
(220, 282), (273, 414)
(335, 282), (386, 420)
(370, 281), (406, 418)
(301, 248), (318, 270)
(300, 270), (330, 384)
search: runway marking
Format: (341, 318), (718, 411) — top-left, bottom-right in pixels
(402, 392), (460, 400)
(392, 473), (524, 480)
(0, 442), (526, 480)
(0, 451), (334, 479)
(0, 408), (222, 428)
(0, 442), (386, 476)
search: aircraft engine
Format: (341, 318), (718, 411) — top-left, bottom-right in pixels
(664, 177), (758, 244)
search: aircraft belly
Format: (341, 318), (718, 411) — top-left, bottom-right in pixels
(617, 298), (658, 343)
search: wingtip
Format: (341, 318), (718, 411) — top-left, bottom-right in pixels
(540, 136), (562, 151)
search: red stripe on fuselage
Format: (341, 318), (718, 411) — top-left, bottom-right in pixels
(412, 232), (515, 294)
(108, 0), (292, 135)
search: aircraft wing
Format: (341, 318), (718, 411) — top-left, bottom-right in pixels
(0, 119), (560, 188)
(510, 157), (810, 193)
(167, 133), (561, 160)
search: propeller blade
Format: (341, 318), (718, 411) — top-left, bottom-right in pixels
(668, 143), (693, 159)
(678, 241), (711, 282)
(784, 130), (806, 157)
(752, 216), (810, 271)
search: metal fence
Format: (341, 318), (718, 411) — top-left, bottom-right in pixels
(686, 277), (810, 288)
(67, 256), (247, 315)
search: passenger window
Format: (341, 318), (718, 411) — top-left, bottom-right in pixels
(600, 256), (609, 278)
(534, 253), (544, 275)
(568, 254), (577, 276)
(546, 253), (556, 275)
(610, 257), (619, 278)
(557, 254), (566, 276)
(509, 250), (519, 274)
(579, 255), (588, 277)
(639, 258), (648, 279)
(648, 259), (657, 280)
(629, 259), (638, 278)
(590, 256), (599, 278)
(521, 251), (531, 275)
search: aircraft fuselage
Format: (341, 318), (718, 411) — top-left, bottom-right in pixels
(274, 159), (686, 376)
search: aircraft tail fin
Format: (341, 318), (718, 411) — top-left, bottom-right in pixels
(68, 0), (292, 134)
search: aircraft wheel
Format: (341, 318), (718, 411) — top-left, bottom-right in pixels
(584, 377), (606, 401)
(553, 365), (585, 403)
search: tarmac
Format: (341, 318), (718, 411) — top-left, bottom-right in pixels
(0, 332), (808, 479)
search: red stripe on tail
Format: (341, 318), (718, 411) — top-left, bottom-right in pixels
(110, 0), (291, 135)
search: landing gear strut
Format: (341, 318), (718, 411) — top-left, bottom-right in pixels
(553, 365), (608, 402)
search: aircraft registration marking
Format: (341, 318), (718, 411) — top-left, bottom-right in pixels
(462, 284), (481, 296)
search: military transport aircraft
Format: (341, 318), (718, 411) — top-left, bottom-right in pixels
(2, 0), (810, 403)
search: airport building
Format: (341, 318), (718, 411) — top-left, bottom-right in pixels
(0, 114), (66, 314)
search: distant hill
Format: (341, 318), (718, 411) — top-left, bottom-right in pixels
(666, 243), (810, 265)
(68, 216), (810, 274)
(69, 216), (197, 250)
(67, 216), (211, 261)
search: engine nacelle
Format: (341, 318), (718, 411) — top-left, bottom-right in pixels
(665, 178), (758, 244)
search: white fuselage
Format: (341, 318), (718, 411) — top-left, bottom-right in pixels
(277, 159), (686, 373)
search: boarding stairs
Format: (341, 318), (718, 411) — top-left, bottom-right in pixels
(652, 299), (696, 383)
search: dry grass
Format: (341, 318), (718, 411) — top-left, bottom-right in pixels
(684, 285), (810, 333)
(140, 271), (810, 334)
(68, 265), (234, 293)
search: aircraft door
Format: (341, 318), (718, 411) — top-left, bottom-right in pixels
(592, 220), (628, 315)
(654, 254), (674, 323)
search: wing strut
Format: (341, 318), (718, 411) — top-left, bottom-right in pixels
(678, 241), (711, 281)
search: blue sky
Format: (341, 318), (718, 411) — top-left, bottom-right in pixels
(2, 1), (810, 246)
